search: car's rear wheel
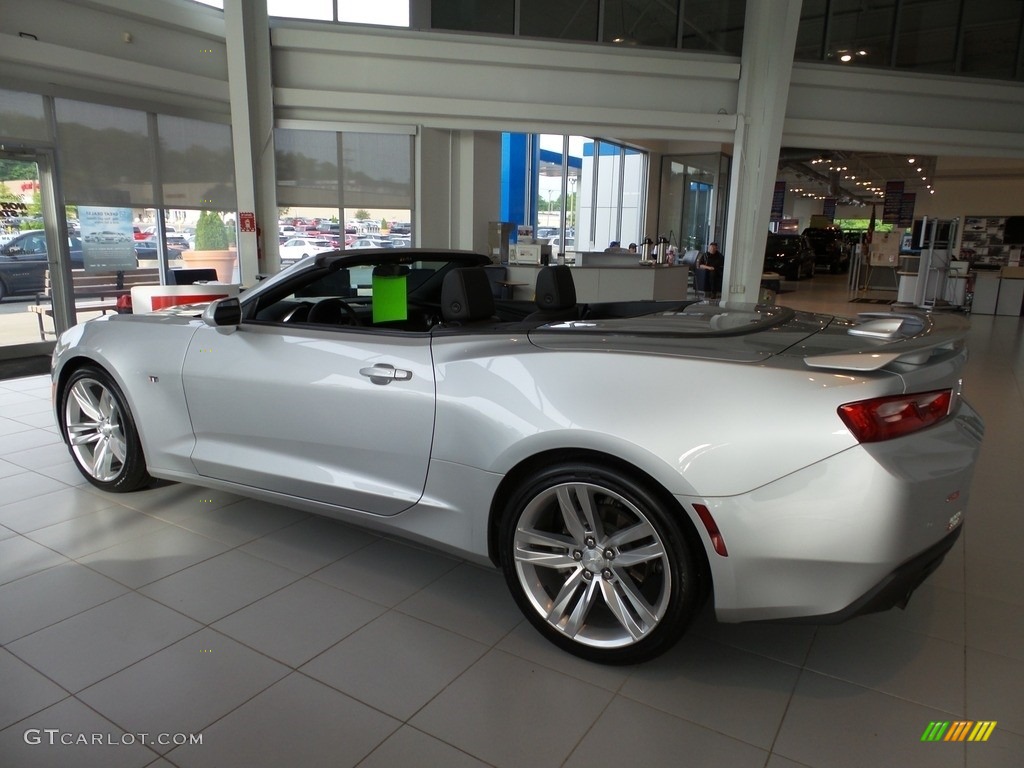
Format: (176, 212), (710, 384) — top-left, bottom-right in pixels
(61, 366), (151, 492)
(500, 463), (702, 664)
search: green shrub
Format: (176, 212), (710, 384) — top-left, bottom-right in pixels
(195, 211), (228, 250)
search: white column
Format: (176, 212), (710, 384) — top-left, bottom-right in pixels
(420, 130), (501, 253)
(223, 0), (278, 282)
(722, 0), (802, 304)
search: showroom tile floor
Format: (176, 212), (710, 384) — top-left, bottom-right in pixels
(1, 274), (1022, 767)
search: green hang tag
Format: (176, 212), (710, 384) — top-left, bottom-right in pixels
(372, 273), (407, 323)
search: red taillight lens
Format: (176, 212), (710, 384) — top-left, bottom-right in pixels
(838, 389), (953, 443)
(115, 294), (133, 314)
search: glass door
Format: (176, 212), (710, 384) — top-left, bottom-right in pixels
(658, 153), (730, 255)
(0, 151), (49, 352)
(0, 147), (78, 359)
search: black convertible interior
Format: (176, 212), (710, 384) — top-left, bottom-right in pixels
(248, 255), (693, 334)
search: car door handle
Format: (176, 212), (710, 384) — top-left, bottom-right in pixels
(359, 364), (413, 385)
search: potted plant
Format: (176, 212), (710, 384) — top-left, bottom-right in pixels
(182, 211), (236, 282)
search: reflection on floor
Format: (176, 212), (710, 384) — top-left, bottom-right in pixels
(1, 273), (1022, 767)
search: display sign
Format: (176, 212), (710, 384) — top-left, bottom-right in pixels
(239, 211), (256, 233)
(882, 181), (904, 225)
(79, 206), (136, 271)
(771, 181), (786, 221)
(898, 193), (916, 229)
(822, 198), (836, 220)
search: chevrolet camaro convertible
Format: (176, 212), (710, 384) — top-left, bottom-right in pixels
(52, 249), (984, 664)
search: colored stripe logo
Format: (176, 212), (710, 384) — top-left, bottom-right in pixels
(921, 721), (997, 742)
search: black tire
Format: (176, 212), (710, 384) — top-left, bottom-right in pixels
(60, 366), (152, 492)
(499, 462), (703, 665)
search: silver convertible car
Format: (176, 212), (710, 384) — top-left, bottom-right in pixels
(52, 249), (984, 664)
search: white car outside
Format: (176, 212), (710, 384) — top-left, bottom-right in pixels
(279, 238), (335, 264)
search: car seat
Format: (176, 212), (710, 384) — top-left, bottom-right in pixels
(440, 267), (499, 326)
(525, 265), (579, 322)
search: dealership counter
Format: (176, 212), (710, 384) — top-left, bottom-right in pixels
(505, 251), (688, 303)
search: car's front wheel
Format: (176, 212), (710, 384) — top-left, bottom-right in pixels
(61, 366), (152, 492)
(500, 463), (703, 664)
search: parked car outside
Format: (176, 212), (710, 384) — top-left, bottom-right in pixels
(803, 227), (850, 273)
(546, 235), (574, 252)
(763, 233), (816, 280)
(0, 230), (83, 301)
(279, 237), (335, 265)
(350, 237), (390, 249)
(51, 250), (983, 664)
(134, 236), (189, 260)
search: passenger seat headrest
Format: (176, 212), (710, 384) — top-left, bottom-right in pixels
(534, 265), (576, 310)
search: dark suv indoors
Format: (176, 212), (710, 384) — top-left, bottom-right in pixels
(763, 233), (816, 281)
(802, 227), (849, 273)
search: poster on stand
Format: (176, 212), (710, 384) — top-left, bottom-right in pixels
(79, 206), (137, 271)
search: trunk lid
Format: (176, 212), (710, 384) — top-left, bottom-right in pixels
(528, 304), (969, 375)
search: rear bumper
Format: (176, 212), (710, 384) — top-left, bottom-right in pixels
(682, 399), (981, 623)
(770, 525), (962, 624)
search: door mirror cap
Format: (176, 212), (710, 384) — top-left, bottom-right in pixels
(202, 296), (242, 327)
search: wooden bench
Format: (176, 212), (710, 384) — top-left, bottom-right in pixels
(28, 268), (161, 340)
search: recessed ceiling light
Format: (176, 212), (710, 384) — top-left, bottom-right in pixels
(908, 158), (916, 163)
(840, 54), (853, 62)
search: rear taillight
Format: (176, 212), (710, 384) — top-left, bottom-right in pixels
(838, 389), (953, 443)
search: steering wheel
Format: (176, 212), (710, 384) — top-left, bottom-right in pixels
(280, 302), (313, 323)
(307, 297), (360, 326)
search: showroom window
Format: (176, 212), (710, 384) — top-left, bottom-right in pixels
(157, 114), (236, 211)
(275, 127), (414, 253)
(190, 0), (410, 26)
(432, 0), (746, 53)
(797, 0), (1024, 81)
(55, 100), (238, 277)
(525, 134), (646, 254)
(55, 100), (155, 207)
(0, 89), (47, 142)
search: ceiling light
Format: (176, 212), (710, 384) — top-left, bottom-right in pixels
(908, 158), (916, 163)
(840, 54), (853, 62)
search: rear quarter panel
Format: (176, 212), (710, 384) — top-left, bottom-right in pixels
(429, 333), (902, 497)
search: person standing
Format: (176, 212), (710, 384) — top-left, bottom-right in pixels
(696, 242), (725, 299)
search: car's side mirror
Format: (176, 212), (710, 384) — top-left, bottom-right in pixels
(202, 297), (242, 328)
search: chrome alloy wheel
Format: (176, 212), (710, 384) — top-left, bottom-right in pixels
(512, 482), (672, 650)
(64, 377), (129, 482)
